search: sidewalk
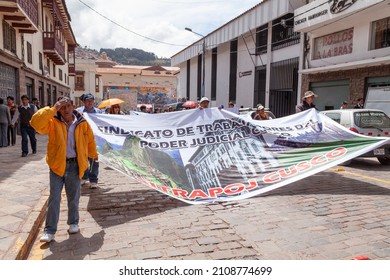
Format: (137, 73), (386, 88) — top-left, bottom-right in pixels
(0, 133), (49, 259)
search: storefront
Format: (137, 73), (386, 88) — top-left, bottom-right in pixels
(295, 0), (390, 109)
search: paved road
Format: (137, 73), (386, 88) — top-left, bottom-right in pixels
(26, 154), (390, 260)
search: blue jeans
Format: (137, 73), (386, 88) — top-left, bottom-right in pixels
(82, 158), (99, 183)
(20, 124), (36, 154)
(44, 160), (81, 234)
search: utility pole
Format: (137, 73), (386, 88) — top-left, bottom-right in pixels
(185, 27), (206, 98)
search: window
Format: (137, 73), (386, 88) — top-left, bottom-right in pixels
(2, 20), (16, 54)
(46, 59), (50, 74)
(59, 69), (63, 81)
(27, 42), (32, 64)
(272, 13), (300, 51)
(354, 111), (390, 128)
(324, 113), (341, 124)
(211, 47), (217, 100)
(39, 53), (43, 70)
(229, 39), (238, 103)
(95, 75), (100, 92)
(75, 73), (85, 91)
(371, 17), (390, 50)
(256, 23), (268, 55)
(53, 64), (56, 77)
(197, 54), (202, 100)
(186, 60), (190, 101)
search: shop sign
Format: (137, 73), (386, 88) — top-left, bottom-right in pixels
(294, 0), (384, 32)
(239, 70), (252, 78)
(313, 28), (353, 60)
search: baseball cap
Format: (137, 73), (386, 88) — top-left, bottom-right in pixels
(200, 97), (209, 103)
(80, 93), (95, 101)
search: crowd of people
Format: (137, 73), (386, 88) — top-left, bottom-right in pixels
(1, 91), (368, 244)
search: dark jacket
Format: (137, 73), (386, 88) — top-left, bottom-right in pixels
(296, 101), (316, 113)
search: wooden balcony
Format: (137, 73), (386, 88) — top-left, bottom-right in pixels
(0, 0), (38, 33)
(43, 31), (66, 65)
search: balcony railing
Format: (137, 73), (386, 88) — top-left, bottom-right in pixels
(0, 0), (39, 32)
(17, 0), (38, 27)
(43, 31), (65, 65)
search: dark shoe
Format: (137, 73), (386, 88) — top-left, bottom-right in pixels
(21, 152), (27, 157)
(32, 150), (37, 154)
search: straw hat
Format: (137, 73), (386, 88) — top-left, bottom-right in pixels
(302, 91), (318, 100)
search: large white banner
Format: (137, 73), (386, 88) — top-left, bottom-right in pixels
(84, 108), (390, 204)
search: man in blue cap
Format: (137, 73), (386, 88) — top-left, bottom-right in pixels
(76, 93), (102, 189)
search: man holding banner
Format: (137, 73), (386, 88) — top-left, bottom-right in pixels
(76, 93), (102, 189)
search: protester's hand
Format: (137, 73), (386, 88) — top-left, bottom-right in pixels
(54, 98), (70, 111)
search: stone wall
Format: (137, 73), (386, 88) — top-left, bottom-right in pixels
(301, 64), (390, 102)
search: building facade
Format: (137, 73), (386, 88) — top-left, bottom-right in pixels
(70, 50), (179, 112)
(68, 49), (104, 107)
(172, 0), (390, 116)
(295, 0), (390, 110)
(0, 0), (76, 106)
(171, 0), (307, 117)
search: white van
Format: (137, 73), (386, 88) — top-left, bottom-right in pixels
(320, 109), (390, 165)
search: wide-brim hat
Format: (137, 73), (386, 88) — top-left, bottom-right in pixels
(257, 105), (264, 110)
(302, 91), (318, 100)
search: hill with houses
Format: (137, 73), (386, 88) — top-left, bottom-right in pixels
(75, 46), (171, 66)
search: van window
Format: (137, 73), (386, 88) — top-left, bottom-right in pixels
(324, 113), (341, 123)
(353, 111), (390, 128)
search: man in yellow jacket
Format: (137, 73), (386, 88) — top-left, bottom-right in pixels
(30, 97), (98, 243)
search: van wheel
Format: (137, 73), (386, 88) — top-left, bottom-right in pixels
(378, 157), (390, 165)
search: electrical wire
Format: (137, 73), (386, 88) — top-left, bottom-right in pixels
(76, 0), (187, 47)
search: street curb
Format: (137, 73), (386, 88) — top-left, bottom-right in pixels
(5, 193), (48, 260)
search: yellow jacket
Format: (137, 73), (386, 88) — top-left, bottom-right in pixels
(30, 106), (98, 178)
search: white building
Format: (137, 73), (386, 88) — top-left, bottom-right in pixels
(0, 0), (77, 105)
(172, 0), (390, 116)
(70, 50), (179, 112)
(69, 50), (107, 106)
(171, 0), (307, 117)
(295, 0), (390, 110)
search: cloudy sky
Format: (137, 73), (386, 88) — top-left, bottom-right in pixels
(65, 0), (261, 58)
